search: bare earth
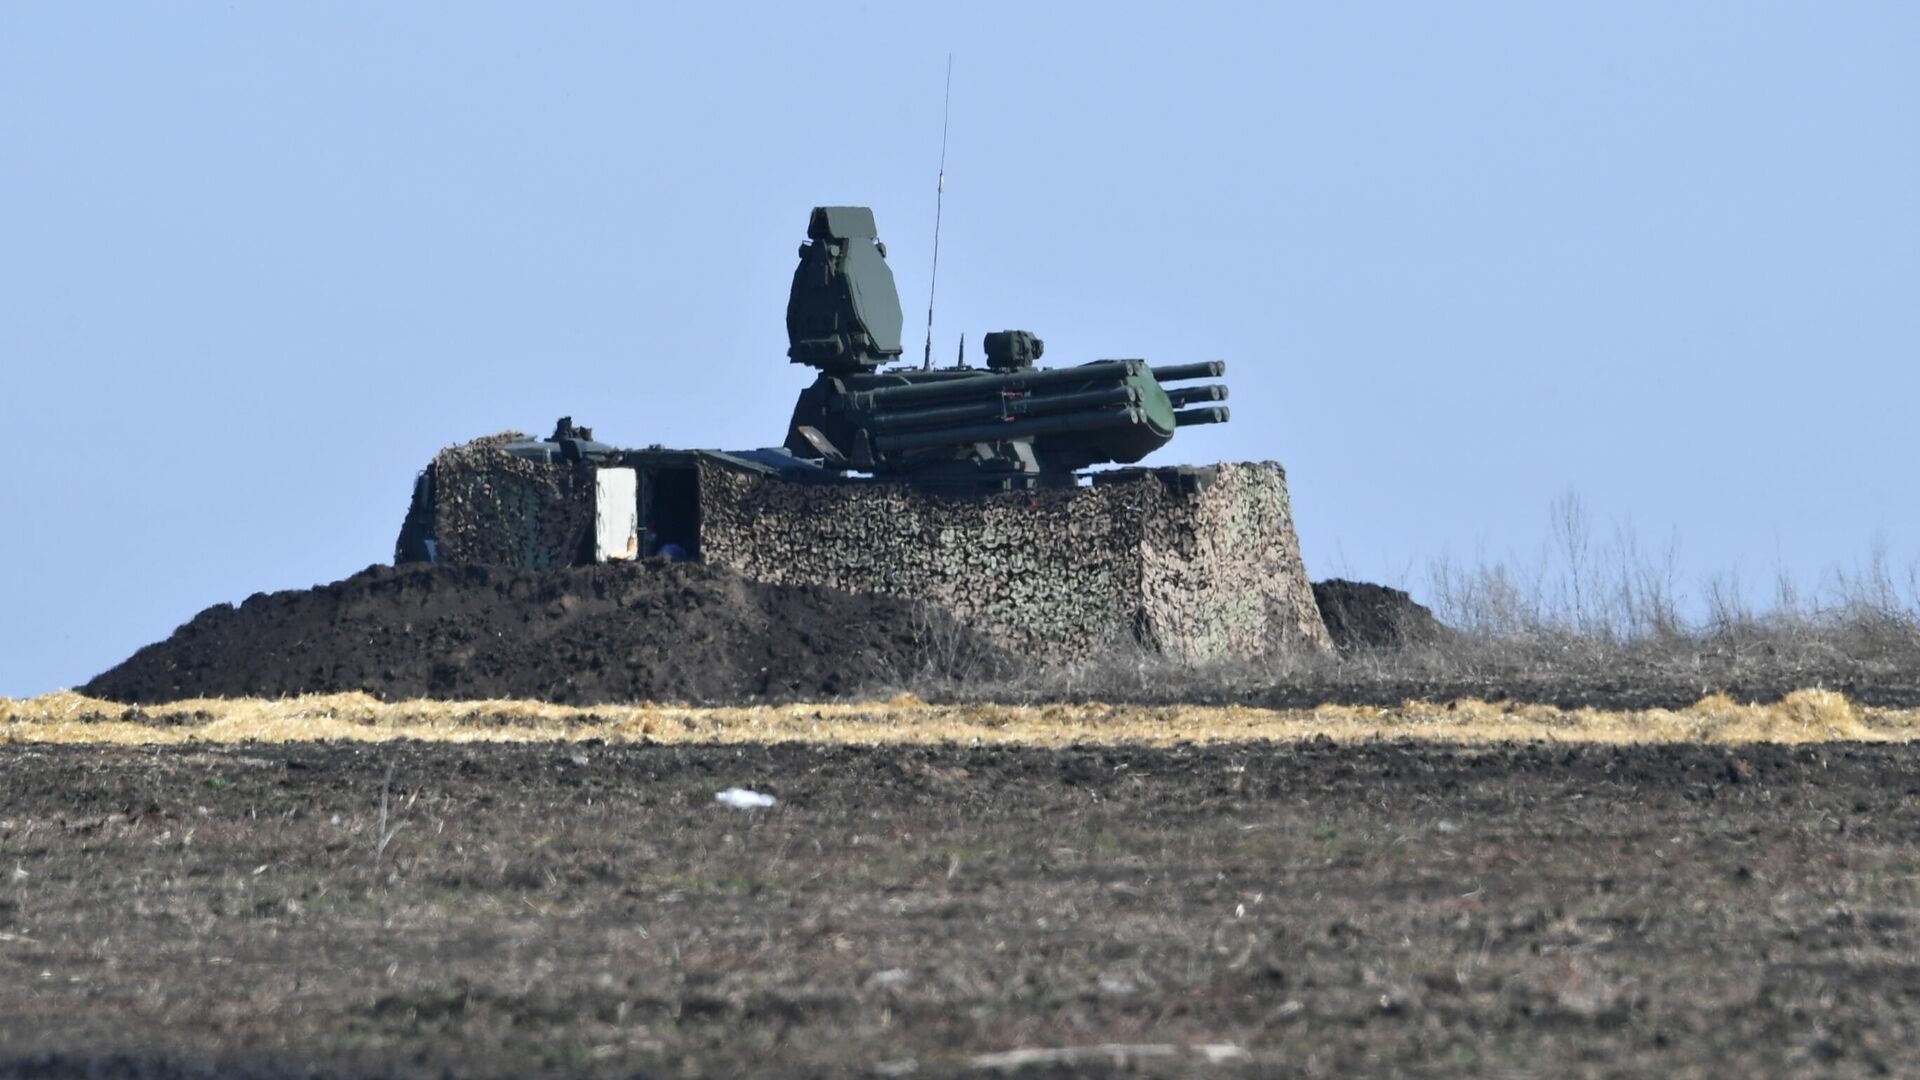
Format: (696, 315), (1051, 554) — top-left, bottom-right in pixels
(3, 733), (1918, 1078)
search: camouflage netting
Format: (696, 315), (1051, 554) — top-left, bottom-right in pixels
(395, 436), (596, 571)
(698, 461), (1328, 658)
(398, 440), (1328, 659)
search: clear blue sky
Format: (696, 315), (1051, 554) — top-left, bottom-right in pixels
(3, 3), (1916, 696)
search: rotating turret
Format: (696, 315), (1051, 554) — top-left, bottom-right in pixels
(782, 207), (1229, 493)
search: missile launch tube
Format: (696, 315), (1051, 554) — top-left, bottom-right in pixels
(1166, 385), (1228, 407)
(1148, 361), (1226, 383)
(855, 360), (1139, 410)
(1172, 406), (1230, 427)
(867, 385), (1141, 432)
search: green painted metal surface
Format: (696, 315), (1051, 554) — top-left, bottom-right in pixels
(781, 206), (1229, 493)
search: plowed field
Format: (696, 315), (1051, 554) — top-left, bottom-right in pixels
(4, 702), (1920, 1077)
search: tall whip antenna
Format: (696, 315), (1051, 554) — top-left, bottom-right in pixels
(922, 54), (953, 370)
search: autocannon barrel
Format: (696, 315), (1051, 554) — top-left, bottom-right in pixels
(873, 405), (1148, 454)
(868, 385), (1141, 433)
(854, 360), (1139, 410)
(1149, 361), (1226, 383)
(1166, 385), (1228, 407)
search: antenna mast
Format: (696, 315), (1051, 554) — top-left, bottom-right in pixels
(922, 54), (953, 370)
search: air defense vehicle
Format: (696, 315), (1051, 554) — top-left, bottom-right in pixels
(782, 205), (1229, 492)
(463, 205), (1229, 493)
(394, 204), (1327, 657)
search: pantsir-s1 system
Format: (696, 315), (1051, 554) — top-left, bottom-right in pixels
(782, 206), (1229, 493)
(395, 205), (1329, 658)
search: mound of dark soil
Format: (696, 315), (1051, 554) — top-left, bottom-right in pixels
(84, 562), (999, 706)
(1312, 578), (1449, 650)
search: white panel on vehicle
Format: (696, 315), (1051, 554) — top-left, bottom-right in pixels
(594, 467), (640, 562)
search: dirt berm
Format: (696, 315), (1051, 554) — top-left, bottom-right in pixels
(84, 562), (999, 706)
(1312, 578), (1449, 649)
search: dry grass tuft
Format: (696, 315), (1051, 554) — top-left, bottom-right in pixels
(4, 690), (1919, 748)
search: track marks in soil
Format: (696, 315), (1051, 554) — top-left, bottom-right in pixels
(4, 740), (1920, 1076)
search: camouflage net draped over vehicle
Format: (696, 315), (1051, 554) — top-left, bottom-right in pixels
(697, 460), (1328, 658)
(399, 438), (1327, 659)
(395, 434), (595, 571)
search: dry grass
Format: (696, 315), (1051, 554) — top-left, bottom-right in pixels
(4, 687), (1917, 748)
(930, 500), (1920, 709)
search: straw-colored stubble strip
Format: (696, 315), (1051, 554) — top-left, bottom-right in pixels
(2, 689), (1915, 748)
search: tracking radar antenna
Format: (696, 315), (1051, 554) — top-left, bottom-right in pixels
(921, 55), (953, 371)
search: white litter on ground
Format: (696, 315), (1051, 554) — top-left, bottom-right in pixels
(715, 787), (777, 809)
(968, 1044), (1247, 1070)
